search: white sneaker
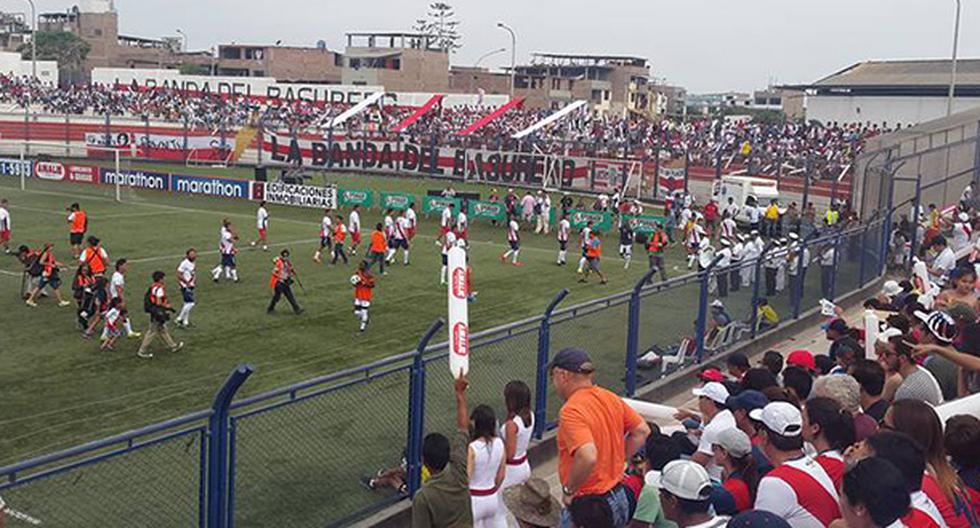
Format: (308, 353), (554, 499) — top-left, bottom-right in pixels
(137, 350), (153, 359)
(172, 342), (185, 352)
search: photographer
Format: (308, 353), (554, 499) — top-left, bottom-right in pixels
(267, 249), (303, 315)
(137, 270), (184, 359)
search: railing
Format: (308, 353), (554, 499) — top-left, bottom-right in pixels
(0, 211), (890, 527)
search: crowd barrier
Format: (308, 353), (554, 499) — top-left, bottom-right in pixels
(0, 150), (891, 528)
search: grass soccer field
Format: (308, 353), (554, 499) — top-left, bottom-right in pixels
(0, 164), (692, 468)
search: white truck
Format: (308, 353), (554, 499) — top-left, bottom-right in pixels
(711, 175), (780, 224)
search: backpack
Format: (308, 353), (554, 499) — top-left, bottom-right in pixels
(26, 251), (42, 277)
(143, 286), (155, 314)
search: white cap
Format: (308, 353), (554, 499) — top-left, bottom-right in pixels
(720, 238), (732, 247)
(658, 460), (713, 501)
(749, 402), (803, 437)
(877, 327), (903, 344)
(959, 212), (970, 222)
(710, 299), (725, 309)
(881, 280), (902, 297)
(714, 427), (752, 458)
(692, 381), (730, 404)
(788, 232), (800, 240)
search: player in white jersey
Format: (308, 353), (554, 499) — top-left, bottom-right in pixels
(250, 201), (269, 251)
(440, 203), (455, 240)
(348, 205), (362, 255)
(500, 216), (523, 266)
(383, 209), (398, 263)
(405, 203), (418, 240)
(686, 219), (707, 269)
(719, 212), (738, 242)
(440, 230), (458, 285)
(556, 215), (571, 265)
(175, 249), (197, 327)
(577, 222), (593, 274)
(108, 258), (140, 338)
(211, 219), (239, 283)
(391, 211), (412, 265)
(0, 197), (10, 254)
(313, 210), (333, 264)
(456, 209), (468, 240)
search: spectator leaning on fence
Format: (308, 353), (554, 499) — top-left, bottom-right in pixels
(551, 347), (651, 528)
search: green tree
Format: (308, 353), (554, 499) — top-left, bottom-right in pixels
(18, 31), (91, 71)
(413, 2), (462, 53)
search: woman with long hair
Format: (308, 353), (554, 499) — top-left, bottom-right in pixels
(886, 399), (978, 528)
(501, 380), (534, 489)
(710, 427), (759, 515)
(935, 266), (980, 312)
(468, 403), (507, 528)
(803, 396), (856, 490)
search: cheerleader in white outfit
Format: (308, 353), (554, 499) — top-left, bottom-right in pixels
(501, 381), (534, 489)
(468, 405), (508, 528)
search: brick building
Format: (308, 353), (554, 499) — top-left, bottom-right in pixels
(216, 44), (342, 83)
(341, 32), (450, 92)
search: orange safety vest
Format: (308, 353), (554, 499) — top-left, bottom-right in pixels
(334, 224), (347, 243)
(586, 238), (601, 258)
(354, 271), (375, 301)
(647, 231), (668, 254)
(370, 231), (386, 253)
(82, 246), (107, 274)
(70, 210), (87, 234)
(269, 257), (288, 289)
(41, 250), (57, 276)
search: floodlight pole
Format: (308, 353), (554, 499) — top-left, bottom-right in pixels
(497, 22), (516, 100)
(947, 0), (961, 117)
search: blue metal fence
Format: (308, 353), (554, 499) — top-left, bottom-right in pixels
(0, 220), (888, 528)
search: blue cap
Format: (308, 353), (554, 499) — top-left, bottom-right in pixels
(726, 389), (769, 412)
(548, 348), (595, 374)
(728, 510), (792, 528)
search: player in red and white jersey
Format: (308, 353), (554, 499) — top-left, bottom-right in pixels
(687, 218), (707, 269)
(348, 205), (362, 255)
(211, 219), (239, 283)
(175, 249), (197, 328)
(108, 258), (140, 338)
(390, 211), (411, 266)
(719, 212), (738, 242)
(405, 203), (418, 240)
(752, 402), (842, 528)
(556, 215), (571, 266)
(313, 210), (333, 264)
(440, 230), (458, 285)
(383, 209), (397, 264)
(576, 221), (593, 274)
(250, 201), (269, 251)
(439, 203), (455, 239)
(456, 208), (468, 240)
(499, 216), (522, 266)
(0, 198), (10, 254)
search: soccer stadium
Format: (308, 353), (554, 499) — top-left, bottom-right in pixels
(2, 2), (980, 528)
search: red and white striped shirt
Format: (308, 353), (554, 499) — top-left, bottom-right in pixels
(755, 455), (841, 528)
(507, 220), (519, 243)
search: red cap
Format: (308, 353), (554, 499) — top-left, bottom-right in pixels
(786, 350), (816, 372)
(697, 368), (725, 383)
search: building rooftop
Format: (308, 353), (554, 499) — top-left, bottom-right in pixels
(799, 59), (980, 88)
(531, 53), (647, 67)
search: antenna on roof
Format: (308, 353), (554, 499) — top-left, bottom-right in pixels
(316, 40), (327, 50)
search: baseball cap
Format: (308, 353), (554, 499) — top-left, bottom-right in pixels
(692, 382), (730, 404)
(826, 318), (849, 333)
(726, 389), (769, 412)
(548, 348), (595, 374)
(786, 350), (816, 372)
(876, 327), (904, 344)
(710, 299), (725, 309)
(728, 510), (793, 528)
(920, 310), (957, 344)
(881, 280), (902, 297)
(959, 212), (970, 222)
(657, 460), (713, 501)
(713, 427), (752, 458)
(749, 402), (803, 437)
(697, 368), (725, 383)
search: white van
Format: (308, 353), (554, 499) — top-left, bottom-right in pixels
(711, 175), (780, 224)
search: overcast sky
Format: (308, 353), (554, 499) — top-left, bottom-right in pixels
(12, 0), (980, 92)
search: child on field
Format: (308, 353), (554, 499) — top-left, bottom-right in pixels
(101, 298), (127, 350)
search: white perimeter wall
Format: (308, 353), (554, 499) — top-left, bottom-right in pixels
(0, 51), (59, 85)
(807, 95), (980, 126)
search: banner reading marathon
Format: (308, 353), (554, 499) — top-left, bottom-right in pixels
(100, 168), (171, 190)
(263, 181), (338, 209)
(172, 174), (250, 199)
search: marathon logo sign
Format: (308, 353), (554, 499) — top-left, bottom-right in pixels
(172, 174), (249, 199)
(264, 182), (338, 209)
(99, 169), (170, 191)
(0, 158), (32, 177)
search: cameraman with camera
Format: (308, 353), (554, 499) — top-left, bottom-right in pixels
(137, 270), (184, 359)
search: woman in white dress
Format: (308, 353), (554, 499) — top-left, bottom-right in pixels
(501, 380), (534, 489)
(468, 404), (507, 528)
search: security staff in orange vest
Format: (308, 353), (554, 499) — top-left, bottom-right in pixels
(647, 223), (670, 283)
(367, 223), (387, 274)
(267, 249), (303, 315)
(579, 230), (608, 284)
(80, 236), (109, 276)
(67, 203), (87, 258)
(332, 214), (349, 265)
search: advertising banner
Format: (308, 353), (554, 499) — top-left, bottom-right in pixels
(447, 246), (470, 376)
(264, 181), (338, 209)
(622, 214), (667, 234)
(339, 188), (374, 208)
(0, 158), (31, 177)
(84, 132), (232, 161)
(423, 196), (461, 216)
(658, 159), (686, 197)
(568, 210), (612, 232)
(171, 174), (250, 199)
(468, 200), (506, 222)
(67, 164), (99, 184)
(379, 192), (415, 211)
(34, 161), (67, 181)
(99, 168), (171, 190)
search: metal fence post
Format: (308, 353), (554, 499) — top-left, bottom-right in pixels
(858, 224), (869, 288)
(207, 364), (254, 528)
(694, 256), (722, 361)
(750, 243), (774, 338)
(626, 268), (658, 397)
(909, 175), (923, 271)
(104, 113), (112, 151)
(792, 237), (811, 320)
(406, 318), (445, 496)
(683, 149), (690, 194)
(831, 231), (843, 301)
(534, 290), (569, 439)
(801, 154), (812, 214)
(880, 176), (897, 278)
(183, 115), (190, 163)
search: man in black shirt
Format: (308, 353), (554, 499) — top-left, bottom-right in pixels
(848, 359), (889, 423)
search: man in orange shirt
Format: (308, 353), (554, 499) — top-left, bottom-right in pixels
(579, 231), (607, 284)
(551, 348), (651, 527)
(80, 236), (109, 277)
(267, 249), (303, 315)
(367, 223), (387, 275)
(351, 261), (375, 332)
(67, 203), (87, 258)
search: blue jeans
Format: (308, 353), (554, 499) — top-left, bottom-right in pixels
(560, 484), (634, 528)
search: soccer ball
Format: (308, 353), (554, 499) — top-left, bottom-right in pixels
(350, 274), (361, 286)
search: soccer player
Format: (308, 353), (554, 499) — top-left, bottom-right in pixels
(440, 229), (458, 285)
(383, 209), (397, 263)
(391, 210), (411, 265)
(352, 261), (375, 333)
(405, 202), (418, 240)
(719, 211), (738, 242)
(440, 203), (455, 240)
(556, 214), (571, 266)
(313, 209), (332, 264)
(367, 223), (387, 275)
(25, 243), (71, 307)
(108, 258), (140, 338)
(579, 230), (607, 284)
(267, 249), (303, 315)
(100, 298), (127, 351)
(456, 206), (468, 241)
(175, 249), (197, 328)
(500, 215), (522, 266)
(138, 270), (184, 359)
(349, 205), (362, 256)
(686, 217), (707, 269)
(0, 198), (10, 254)
(576, 221), (593, 274)
(80, 236), (109, 277)
(332, 214), (349, 265)
(67, 203), (87, 259)
(211, 219), (239, 283)
(251, 200), (270, 251)
(619, 220), (635, 270)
